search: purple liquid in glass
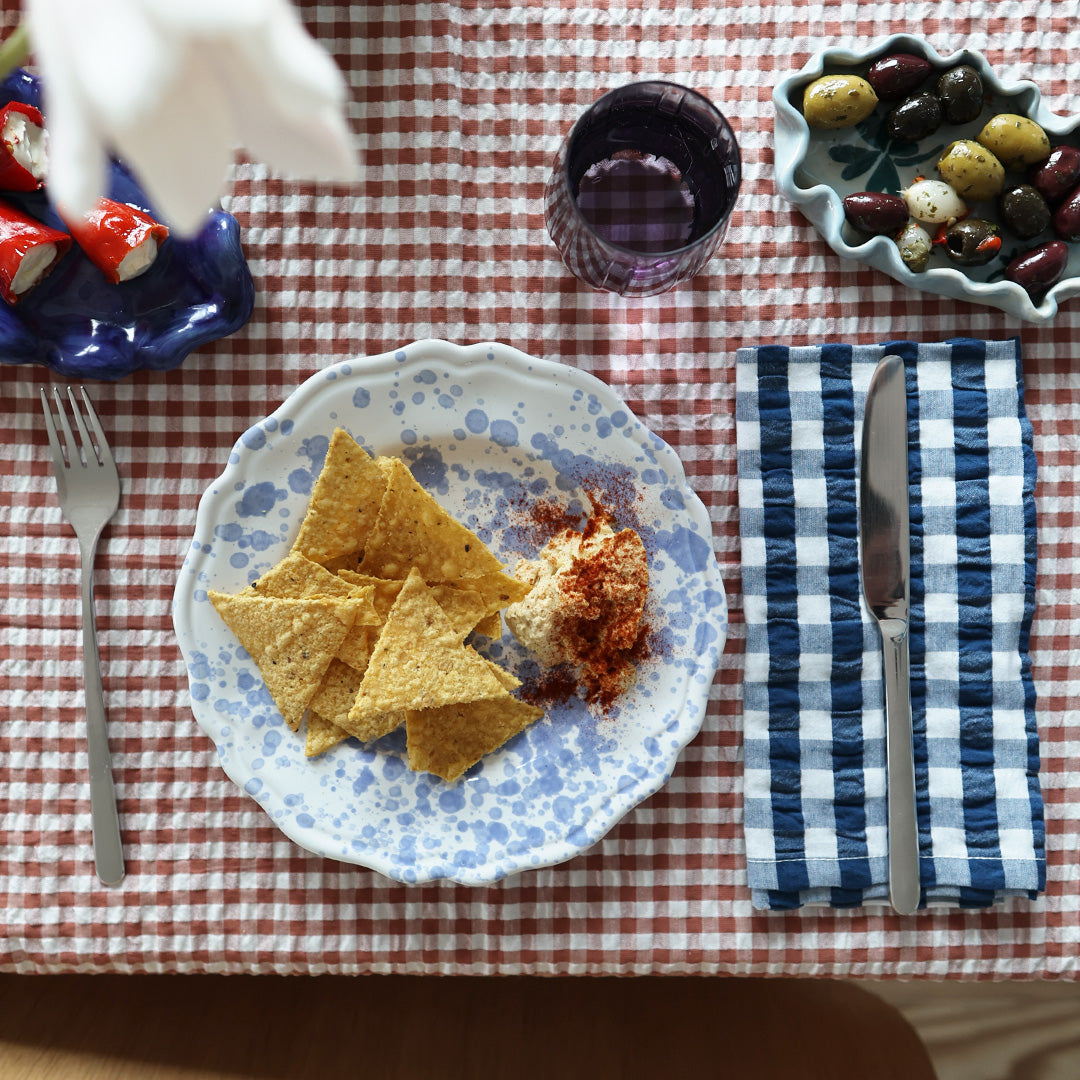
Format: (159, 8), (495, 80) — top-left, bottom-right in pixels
(545, 82), (741, 296)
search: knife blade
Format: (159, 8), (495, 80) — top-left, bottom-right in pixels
(859, 354), (920, 916)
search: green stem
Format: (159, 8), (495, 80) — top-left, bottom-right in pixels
(0, 24), (30, 81)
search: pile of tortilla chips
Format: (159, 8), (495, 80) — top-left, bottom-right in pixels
(208, 428), (542, 782)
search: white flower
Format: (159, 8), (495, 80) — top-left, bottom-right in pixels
(24, 0), (358, 234)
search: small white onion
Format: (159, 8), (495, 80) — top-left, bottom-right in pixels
(902, 180), (966, 225)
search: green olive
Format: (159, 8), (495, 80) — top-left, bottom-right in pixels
(976, 113), (1051, 170)
(801, 75), (879, 129)
(937, 139), (1005, 201)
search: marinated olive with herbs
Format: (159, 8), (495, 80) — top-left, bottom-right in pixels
(976, 114), (1051, 170)
(1005, 241), (1069, 296)
(896, 222), (932, 273)
(886, 92), (944, 142)
(1029, 146), (1080, 204)
(866, 53), (933, 99)
(937, 139), (1005, 201)
(935, 65), (984, 124)
(842, 191), (909, 235)
(999, 184), (1051, 239)
(941, 218), (1002, 265)
(802, 74), (879, 129)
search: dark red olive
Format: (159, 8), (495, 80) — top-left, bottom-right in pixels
(886, 92), (943, 143)
(866, 53), (933, 99)
(1005, 241), (1069, 296)
(1052, 183), (1080, 241)
(842, 191), (909, 235)
(1030, 146), (1080, 205)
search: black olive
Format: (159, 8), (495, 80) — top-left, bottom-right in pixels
(942, 218), (1002, 265)
(999, 184), (1051, 240)
(886, 92), (944, 143)
(935, 65), (984, 124)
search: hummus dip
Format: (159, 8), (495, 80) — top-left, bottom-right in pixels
(505, 518), (649, 705)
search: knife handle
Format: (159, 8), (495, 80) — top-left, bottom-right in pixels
(882, 626), (920, 915)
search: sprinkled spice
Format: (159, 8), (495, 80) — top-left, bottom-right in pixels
(507, 508), (651, 713)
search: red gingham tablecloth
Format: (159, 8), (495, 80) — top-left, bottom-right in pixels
(2, 0), (1079, 976)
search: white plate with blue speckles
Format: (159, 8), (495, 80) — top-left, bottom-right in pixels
(172, 340), (727, 885)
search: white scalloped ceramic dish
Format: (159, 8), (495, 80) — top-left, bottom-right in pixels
(774, 35), (1080, 323)
(172, 340), (727, 885)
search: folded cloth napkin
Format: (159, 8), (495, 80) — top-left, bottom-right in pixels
(736, 338), (1044, 910)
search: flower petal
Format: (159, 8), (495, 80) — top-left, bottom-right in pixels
(107, 46), (237, 234)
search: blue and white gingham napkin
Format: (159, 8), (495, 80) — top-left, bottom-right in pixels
(736, 339), (1044, 910)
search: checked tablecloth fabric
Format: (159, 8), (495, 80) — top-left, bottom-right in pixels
(2, 0), (1080, 977)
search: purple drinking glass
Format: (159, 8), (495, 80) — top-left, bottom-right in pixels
(544, 81), (741, 297)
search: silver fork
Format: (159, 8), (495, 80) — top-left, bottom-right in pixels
(40, 386), (125, 885)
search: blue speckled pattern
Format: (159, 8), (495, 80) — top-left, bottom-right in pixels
(171, 341), (727, 885)
(0, 70), (255, 380)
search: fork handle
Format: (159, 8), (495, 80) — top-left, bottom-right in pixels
(80, 546), (125, 885)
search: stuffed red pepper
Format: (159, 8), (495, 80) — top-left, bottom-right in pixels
(62, 197), (169, 283)
(0, 101), (48, 192)
(0, 196), (71, 304)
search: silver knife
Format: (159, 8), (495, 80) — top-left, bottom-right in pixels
(859, 354), (920, 916)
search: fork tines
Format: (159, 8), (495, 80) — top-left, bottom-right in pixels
(40, 386), (115, 471)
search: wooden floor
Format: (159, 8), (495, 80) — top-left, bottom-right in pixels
(0, 974), (937, 1080)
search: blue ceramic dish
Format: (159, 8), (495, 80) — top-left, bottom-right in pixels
(0, 70), (254, 380)
(774, 36), (1080, 323)
(172, 341), (728, 885)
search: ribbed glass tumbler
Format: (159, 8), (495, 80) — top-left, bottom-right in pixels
(544, 81), (742, 297)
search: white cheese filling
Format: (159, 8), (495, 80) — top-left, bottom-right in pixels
(117, 236), (159, 281)
(10, 241), (56, 294)
(3, 111), (47, 181)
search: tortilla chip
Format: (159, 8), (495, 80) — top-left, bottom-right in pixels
(208, 592), (364, 732)
(246, 552), (370, 607)
(307, 660), (405, 754)
(357, 457), (504, 580)
(338, 570), (490, 639)
(345, 568), (508, 736)
(472, 611), (502, 638)
(436, 570), (531, 608)
(406, 697), (544, 782)
(291, 428), (387, 565)
(484, 657), (520, 691)
(245, 552), (379, 670)
(306, 710), (351, 757)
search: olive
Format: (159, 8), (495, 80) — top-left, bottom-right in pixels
(976, 114), (1051, 170)
(802, 75), (879, 129)
(842, 191), (909, 235)
(886, 92), (943, 143)
(866, 53), (933, 99)
(1004, 241), (1069, 296)
(934, 65), (984, 124)
(937, 139), (1005, 201)
(1029, 145), (1080, 204)
(1052, 183), (1080, 242)
(941, 218), (1001, 265)
(896, 222), (932, 273)
(999, 184), (1050, 239)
